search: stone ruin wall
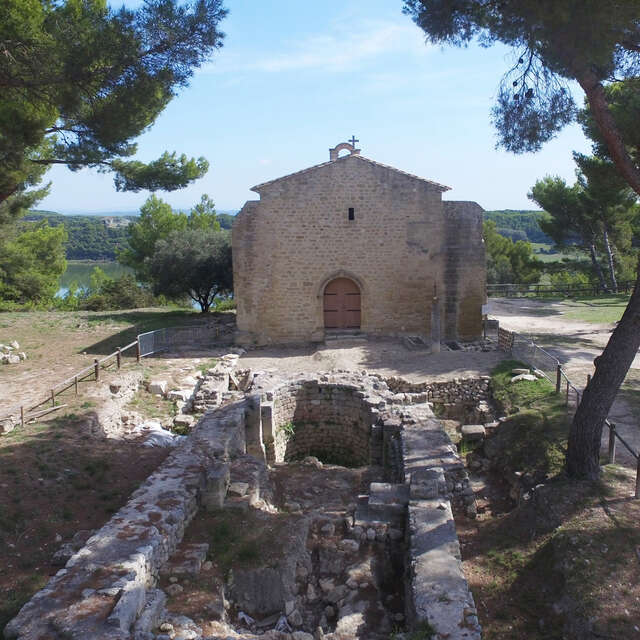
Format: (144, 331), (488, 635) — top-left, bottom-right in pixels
(268, 381), (379, 466)
(6, 372), (482, 640)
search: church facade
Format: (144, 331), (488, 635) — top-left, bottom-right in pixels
(232, 142), (486, 346)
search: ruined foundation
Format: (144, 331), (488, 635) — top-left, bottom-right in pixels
(5, 373), (482, 640)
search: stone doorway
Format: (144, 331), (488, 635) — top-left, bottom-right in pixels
(323, 277), (361, 329)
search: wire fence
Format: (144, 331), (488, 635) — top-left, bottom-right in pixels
(0, 324), (225, 434)
(499, 325), (639, 498)
(138, 325), (223, 357)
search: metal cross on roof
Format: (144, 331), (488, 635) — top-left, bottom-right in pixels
(349, 135), (359, 148)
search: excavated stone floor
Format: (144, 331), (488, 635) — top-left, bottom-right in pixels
(157, 460), (406, 640)
(5, 369), (484, 640)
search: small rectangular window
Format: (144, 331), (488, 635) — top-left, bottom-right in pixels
(348, 207), (355, 221)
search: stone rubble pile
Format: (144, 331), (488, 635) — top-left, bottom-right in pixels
(0, 340), (27, 364)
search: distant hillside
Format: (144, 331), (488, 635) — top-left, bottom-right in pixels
(484, 210), (552, 244)
(23, 211), (133, 260)
(24, 209), (237, 260)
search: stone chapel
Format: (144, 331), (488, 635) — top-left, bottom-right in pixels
(232, 141), (486, 346)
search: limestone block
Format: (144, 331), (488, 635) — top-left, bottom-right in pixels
(149, 380), (168, 396)
(133, 589), (167, 640)
(173, 414), (195, 428)
(461, 425), (486, 441)
(510, 373), (537, 383)
(202, 463), (230, 511)
(511, 368), (530, 375)
(168, 390), (191, 402)
(228, 482), (249, 497)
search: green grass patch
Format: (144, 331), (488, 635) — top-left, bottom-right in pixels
(561, 294), (630, 324)
(197, 358), (218, 375)
(488, 360), (569, 476)
(0, 574), (49, 631)
(206, 512), (278, 575)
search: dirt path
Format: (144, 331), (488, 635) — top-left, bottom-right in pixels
(239, 339), (504, 383)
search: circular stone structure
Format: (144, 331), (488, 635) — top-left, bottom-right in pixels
(268, 379), (380, 467)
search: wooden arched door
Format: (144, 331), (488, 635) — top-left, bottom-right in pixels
(323, 278), (361, 329)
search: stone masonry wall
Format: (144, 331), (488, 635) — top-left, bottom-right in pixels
(269, 380), (378, 465)
(233, 153), (485, 345)
(443, 201), (486, 340)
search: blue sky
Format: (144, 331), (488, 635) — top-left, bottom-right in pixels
(39, 0), (592, 214)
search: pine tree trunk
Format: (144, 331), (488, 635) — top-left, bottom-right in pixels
(566, 259), (640, 479)
(602, 226), (618, 293)
(588, 242), (608, 292)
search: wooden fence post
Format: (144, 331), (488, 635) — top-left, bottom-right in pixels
(566, 380), (570, 406)
(50, 389), (55, 407)
(136, 338), (141, 363)
(608, 424), (616, 465)
(586, 374), (591, 387)
(556, 365), (562, 394)
(116, 348), (121, 369)
(20, 406), (24, 428)
(74, 376), (78, 395)
(94, 359), (100, 381)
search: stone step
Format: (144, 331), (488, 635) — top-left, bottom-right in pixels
(354, 502), (405, 528)
(368, 482), (410, 507)
(159, 543), (209, 577)
(224, 455), (271, 509)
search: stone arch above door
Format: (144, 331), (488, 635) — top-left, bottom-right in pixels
(323, 277), (361, 329)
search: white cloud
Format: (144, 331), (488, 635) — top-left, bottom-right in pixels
(202, 20), (430, 74)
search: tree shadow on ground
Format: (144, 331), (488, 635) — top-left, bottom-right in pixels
(0, 411), (168, 631)
(490, 298), (566, 317)
(80, 310), (235, 356)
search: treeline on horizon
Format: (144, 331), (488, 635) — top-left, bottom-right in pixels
(23, 211), (236, 261)
(483, 210), (552, 244)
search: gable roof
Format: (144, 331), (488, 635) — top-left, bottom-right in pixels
(251, 153), (451, 193)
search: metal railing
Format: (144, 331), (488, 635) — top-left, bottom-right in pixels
(500, 327), (639, 498)
(138, 325), (223, 357)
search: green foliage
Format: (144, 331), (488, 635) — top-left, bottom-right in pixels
(278, 421), (296, 439)
(111, 153), (209, 193)
(489, 360), (569, 476)
(483, 220), (542, 284)
(578, 79), (640, 169)
(149, 227), (232, 313)
(57, 268), (166, 311)
(212, 297), (236, 312)
(119, 194), (223, 285)
(548, 270), (591, 289)
(402, 0), (640, 155)
(0, 0), (227, 206)
(0, 222), (67, 303)
(216, 213), (235, 230)
(22, 211), (132, 260)
(529, 155), (638, 289)
(118, 195), (188, 281)
(484, 210), (552, 244)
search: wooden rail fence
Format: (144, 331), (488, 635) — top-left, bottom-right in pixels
(0, 323), (224, 431)
(487, 280), (635, 298)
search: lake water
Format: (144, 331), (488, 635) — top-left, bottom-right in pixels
(57, 261), (132, 296)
